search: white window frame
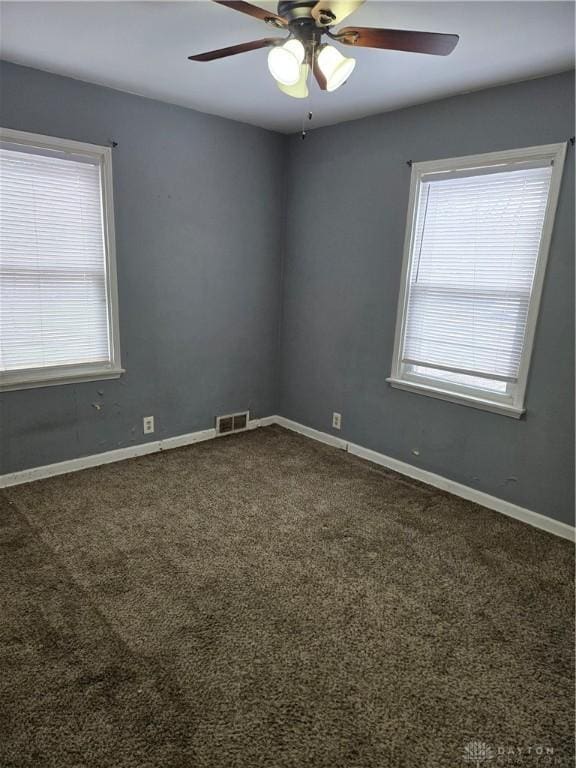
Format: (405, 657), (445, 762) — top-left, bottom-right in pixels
(387, 142), (567, 418)
(0, 127), (123, 392)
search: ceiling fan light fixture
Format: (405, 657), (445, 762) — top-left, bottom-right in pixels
(277, 63), (309, 98)
(317, 44), (356, 91)
(267, 38), (305, 86)
(189, 1), (460, 99)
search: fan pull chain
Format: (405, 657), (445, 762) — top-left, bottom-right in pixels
(301, 111), (313, 140)
(301, 43), (315, 140)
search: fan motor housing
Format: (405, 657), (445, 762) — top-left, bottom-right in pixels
(276, 3), (325, 50)
(277, 1), (316, 22)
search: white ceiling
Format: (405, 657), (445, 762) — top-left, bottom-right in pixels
(0, 1), (574, 133)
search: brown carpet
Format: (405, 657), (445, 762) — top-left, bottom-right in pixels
(0, 425), (573, 768)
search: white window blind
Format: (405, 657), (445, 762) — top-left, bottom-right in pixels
(401, 162), (553, 384)
(0, 141), (113, 376)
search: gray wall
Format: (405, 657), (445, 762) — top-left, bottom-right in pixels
(1, 62), (573, 527)
(0, 62), (285, 473)
(279, 72), (575, 526)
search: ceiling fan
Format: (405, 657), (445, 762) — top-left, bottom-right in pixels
(189, 1), (459, 98)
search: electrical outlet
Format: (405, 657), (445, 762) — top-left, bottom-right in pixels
(143, 416), (155, 434)
(332, 412), (341, 430)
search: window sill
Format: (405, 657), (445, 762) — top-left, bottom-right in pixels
(0, 367), (125, 393)
(386, 377), (525, 419)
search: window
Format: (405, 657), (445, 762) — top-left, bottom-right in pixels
(388, 143), (566, 418)
(0, 128), (122, 391)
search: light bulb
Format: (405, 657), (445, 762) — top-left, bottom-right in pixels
(267, 39), (305, 86)
(317, 44), (356, 91)
(277, 64), (309, 98)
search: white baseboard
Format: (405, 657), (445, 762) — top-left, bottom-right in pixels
(273, 416), (347, 450)
(257, 415), (277, 428)
(0, 417), (265, 490)
(274, 417), (575, 542)
(1, 413), (573, 542)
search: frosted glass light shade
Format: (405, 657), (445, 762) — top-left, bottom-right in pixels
(277, 64), (309, 98)
(268, 39), (305, 86)
(317, 44), (356, 91)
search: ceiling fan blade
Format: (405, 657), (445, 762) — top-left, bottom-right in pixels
(311, 0), (365, 26)
(335, 26), (459, 55)
(212, 0), (287, 27)
(189, 38), (279, 62)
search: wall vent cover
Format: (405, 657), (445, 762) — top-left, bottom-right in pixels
(216, 411), (249, 436)
(233, 412), (248, 431)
